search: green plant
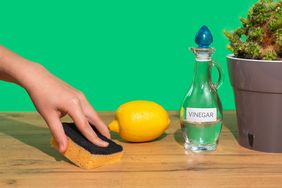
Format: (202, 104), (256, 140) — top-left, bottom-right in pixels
(224, 0), (282, 60)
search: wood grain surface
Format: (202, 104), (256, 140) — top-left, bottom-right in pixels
(0, 111), (282, 188)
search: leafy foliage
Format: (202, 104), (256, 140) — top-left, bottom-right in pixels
(224, 0), (282, 60)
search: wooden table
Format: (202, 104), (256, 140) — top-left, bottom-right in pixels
(1, 112), (282, 188)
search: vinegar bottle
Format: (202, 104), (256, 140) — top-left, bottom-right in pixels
(180, 26), (224, 152)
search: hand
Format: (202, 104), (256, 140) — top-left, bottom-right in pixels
(0, 46), (110, 153)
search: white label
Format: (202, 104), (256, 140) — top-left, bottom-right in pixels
(186, 108), (217, 123)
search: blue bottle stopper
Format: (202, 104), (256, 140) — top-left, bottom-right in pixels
(195, 25), (213, 48)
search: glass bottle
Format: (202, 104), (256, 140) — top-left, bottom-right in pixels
(180, 26), (224, 152)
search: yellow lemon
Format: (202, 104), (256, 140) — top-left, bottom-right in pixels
(108, 100), (170, 142)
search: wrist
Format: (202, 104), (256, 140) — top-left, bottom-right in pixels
(16, 62), (47, 90)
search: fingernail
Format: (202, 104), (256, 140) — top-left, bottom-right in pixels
(59, 144), (66, 153)
(59, 140), (68, 153)
(101, 141), (109, 147)
(106, 133), (111, 139)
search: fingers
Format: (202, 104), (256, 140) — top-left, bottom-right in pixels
(68, 101), (109, 147)
(84, 101), (111, 139)
(45, 114), (68, 153)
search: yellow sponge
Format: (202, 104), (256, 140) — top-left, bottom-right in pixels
(51, 122), (123, 169)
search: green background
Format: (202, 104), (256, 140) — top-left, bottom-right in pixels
(0, 0), (258, 111)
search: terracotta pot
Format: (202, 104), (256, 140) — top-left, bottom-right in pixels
(227, 55), (282, 153)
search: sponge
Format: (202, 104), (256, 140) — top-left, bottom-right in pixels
(51, 122), (123, 169)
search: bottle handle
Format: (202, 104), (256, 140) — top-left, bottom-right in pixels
(210, 60), (224, 90)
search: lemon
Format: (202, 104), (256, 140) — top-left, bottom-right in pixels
(108, 100), (170, 142)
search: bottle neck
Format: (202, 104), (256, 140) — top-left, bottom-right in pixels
(190, 47), (214, 85)
(192, 60), (210, 84)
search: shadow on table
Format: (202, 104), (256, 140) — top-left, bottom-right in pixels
(174, 129), (184, 146)
(223, 111), (239, 142)
(0, 115), (67, 162)
(110, 131), (168, 143)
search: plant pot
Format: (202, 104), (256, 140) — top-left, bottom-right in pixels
(227, 55), (282, 153)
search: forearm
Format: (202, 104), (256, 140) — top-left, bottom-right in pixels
(0, 45), (43, 87)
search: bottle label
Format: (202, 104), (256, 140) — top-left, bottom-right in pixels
(186, 108), (217, 123)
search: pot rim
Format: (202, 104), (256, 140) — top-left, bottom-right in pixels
(227, 54), (282, 63)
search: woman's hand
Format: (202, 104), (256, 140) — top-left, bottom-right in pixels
(0, 46), (110, 153)
(25, 64), (110, 153)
